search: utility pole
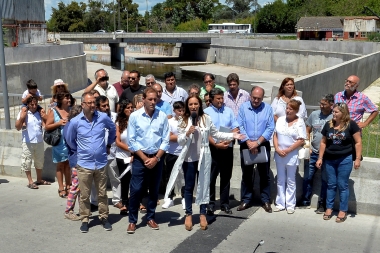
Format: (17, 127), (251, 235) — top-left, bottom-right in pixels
(0, 7), (11, 129)
(113, 0), (116, 39)
(118, 0), (121, 30)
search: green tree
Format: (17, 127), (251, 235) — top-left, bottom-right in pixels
(49, 1), (87, 32)
(257, 0), (294, 33)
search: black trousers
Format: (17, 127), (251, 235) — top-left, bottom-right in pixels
(164, 153), (184, 198)
(209, 145), (234, 206)
(116, 158), (132, 206)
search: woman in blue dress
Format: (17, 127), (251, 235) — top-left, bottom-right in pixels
(45, 92), (71, 198)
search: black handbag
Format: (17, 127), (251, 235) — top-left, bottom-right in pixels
(44, 109), (63, 146)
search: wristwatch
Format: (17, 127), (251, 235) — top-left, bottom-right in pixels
(256, 139), (261, 146)
(155, 156), (160, 162)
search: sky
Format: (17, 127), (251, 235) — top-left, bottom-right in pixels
(44, 0), (267, 20)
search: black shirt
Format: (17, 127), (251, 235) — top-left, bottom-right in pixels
(321, 120), (360, 160)
(119, 85), (146, 102)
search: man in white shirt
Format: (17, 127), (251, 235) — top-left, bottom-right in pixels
(85, 69), (119, 112)
(15, 96), (50, 189)
(161, 72), (188, 106)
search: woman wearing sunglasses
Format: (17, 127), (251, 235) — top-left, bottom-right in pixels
(316, 102), (362, 223)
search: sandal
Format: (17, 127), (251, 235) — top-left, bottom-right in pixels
(58, 189), (67, 198)
(120, 206), (128, 215)
(140, 204), (147, 212)
(27, 183), (39, 189)
(35, 180), (51, 186)
(323, 212), (333, 220)
(336, 212), (347, 223)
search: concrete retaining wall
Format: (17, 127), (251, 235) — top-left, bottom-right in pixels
(84, 43), (178, 56)
(1, 129), (379, 216)
(1, 42), (87, 96)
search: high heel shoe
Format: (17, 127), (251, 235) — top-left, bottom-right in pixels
(185, 214), (193, 231)
(200, 214), (208, 230)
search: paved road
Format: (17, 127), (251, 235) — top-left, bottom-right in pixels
(0, 175), (379, 253)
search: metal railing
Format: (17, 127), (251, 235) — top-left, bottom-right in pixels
(0, 94), (378, 157)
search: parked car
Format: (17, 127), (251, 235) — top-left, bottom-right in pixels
(94, 30), (106, 34)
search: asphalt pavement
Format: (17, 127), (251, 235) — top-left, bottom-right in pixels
(0, 175), (379, 253)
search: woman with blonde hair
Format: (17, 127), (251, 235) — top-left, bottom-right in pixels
(271, 77), (307, 122)
(316, 103), (361, 223)
(273, 99), (306, 214)
(133, 94), (144, 111)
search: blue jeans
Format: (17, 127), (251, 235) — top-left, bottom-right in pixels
(183, 161), (206, 215)
(302, 152), (327, 205)
(128, 157), (163, 224)
(325, 155), (353, 211)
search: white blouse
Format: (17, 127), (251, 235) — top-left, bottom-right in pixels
(274, 116), (306, 166)
(271, 96), (307, 119)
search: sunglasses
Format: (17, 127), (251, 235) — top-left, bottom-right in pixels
(99, 76), (109, 81)
(335, 102), (346, 108)
(128, 77), (137, 80)
(56, 85), (65, 88)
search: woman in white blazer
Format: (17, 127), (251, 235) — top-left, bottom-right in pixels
(167, 94), (243, 231)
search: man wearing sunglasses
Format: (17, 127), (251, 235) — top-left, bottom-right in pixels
(119, 70), (146, 102)
(334, 75), (378, 129)
(85, 69), (119, 113)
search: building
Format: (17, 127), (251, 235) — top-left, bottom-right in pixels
(296, 17), (344, 41)
(296, 16), (380, 41)
(344, 16), (380, 40)
(1, 0), (46, 46)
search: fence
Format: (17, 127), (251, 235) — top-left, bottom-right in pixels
(0, 93), (378, 157)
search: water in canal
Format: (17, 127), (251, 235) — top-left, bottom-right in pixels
(86, 53), (252, 92)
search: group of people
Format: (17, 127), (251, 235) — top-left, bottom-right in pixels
(16, 69), (378, 234)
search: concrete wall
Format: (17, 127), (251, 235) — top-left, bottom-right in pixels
(1, 130), (379, 216)
(296, 51), (380, 106)
(0, 42), (87, 96)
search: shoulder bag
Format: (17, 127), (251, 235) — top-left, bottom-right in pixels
(44, 109), (63, 146)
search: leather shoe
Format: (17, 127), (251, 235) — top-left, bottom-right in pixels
(147, 219), (159, 230)
(221, 205), (233, 214)
(262, 202), (272, 213)
(236, 202), (251, 211)
(127, 223), (136, 234)
(206, 203), (215, 216)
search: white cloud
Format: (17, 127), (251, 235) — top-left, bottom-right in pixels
(45, 0), (268, 20)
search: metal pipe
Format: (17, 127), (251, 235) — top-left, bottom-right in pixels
(0, 10), (12, 129)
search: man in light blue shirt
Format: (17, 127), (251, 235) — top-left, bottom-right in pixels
(126, 87), (170, 234)
(237, 86), (275, 213)
(161, 72), (188, 106)
(152, 83), (173, 118)
(204, 88), (239, 215)
(65, 92), (116, 233)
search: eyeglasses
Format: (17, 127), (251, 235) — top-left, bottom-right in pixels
(99, 76), (109, 81)
(345, 79), (356, 85)
(146, 81), (155, 85)
(82, 101), (96, 106)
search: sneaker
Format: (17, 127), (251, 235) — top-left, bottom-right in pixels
(316, 205), (326, 214)
(80, 222), (89, 233)
(162, 198), (174, 209)
(64, 211), (80, 221)
(273, 207), (285, 212)
(287, 209), (295, 214)
(101, 218), (112, 231)
(181, 198), (186, 210)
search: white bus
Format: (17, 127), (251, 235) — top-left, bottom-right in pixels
(207, 23), (252, 33)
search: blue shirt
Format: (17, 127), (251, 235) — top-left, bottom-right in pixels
(238, 101), (274, 142)
(204, 104), (239, 130)
(156, 100), (173, 116)
(65, 111), (116, 170)
(63, 121), (77, 168)
(127, 107), (170, 154)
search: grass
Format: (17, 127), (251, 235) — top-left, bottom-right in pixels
(361, 116), (380, 158)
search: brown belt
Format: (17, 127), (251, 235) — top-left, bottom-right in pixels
(140, 152), (157, 159)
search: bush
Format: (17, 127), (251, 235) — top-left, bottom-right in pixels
(175, 18), (208, 32)
(368, 32), (380, 42)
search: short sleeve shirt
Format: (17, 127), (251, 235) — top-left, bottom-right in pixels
(321, 120), (360, 160)
(306, 110), (333, 153)
(120, 85), (146, 102)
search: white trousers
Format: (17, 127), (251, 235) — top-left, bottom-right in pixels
(275, 162), (297, 210)
(90, 159), (121, 205)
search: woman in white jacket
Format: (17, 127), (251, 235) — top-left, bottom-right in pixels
(172, 94), (244, 231)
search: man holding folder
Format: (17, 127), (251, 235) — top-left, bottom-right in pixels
(204, 88), (239, 215)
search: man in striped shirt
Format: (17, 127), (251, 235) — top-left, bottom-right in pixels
(223, 73), (250, 118)
(334, 75), (378, 129)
